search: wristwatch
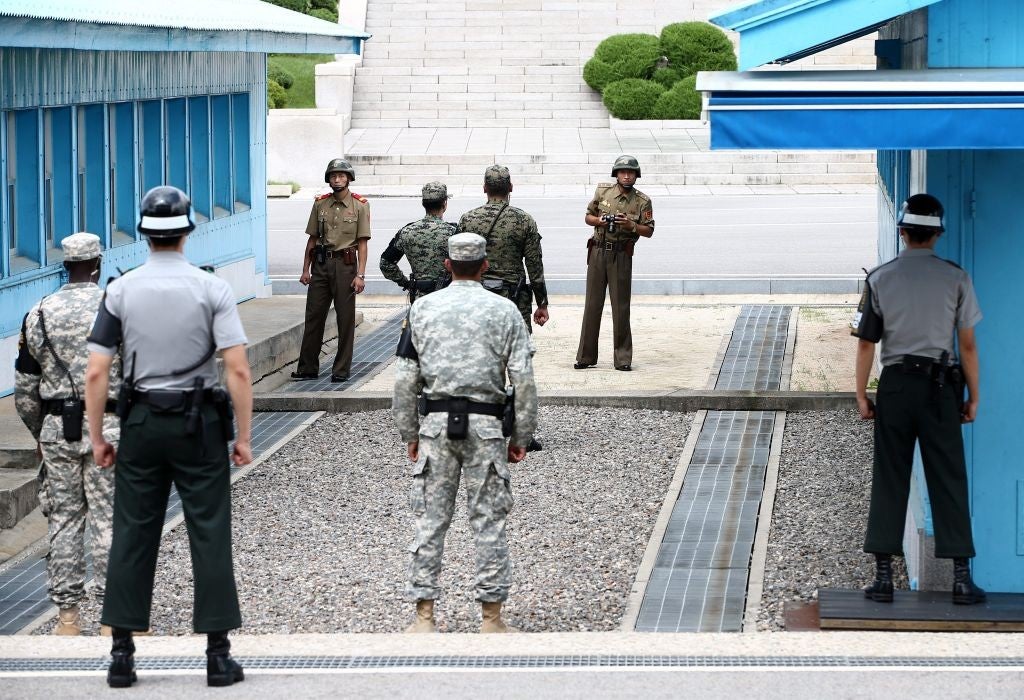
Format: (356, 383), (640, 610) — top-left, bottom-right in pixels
(357, 274), (365, 279)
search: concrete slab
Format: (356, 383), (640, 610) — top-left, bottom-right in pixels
(0, 469), (38, 529)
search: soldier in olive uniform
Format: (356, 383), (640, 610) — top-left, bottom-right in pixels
(853, 193), (986, 606)
(86, 186), (252, 688)
(14, 232), (122, 636)
(380, 181), (457, 300)
(393, 232), (538, 634)
(293, 158), (371, 383)
(575, 155), (655, 372)
(458, 165), (549, 332)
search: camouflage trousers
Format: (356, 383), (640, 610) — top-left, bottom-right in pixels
(406, 417), (515, 603)
(40, 437), (115, 610)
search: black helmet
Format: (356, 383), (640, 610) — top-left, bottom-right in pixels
(611, 154), (641, 178)
(137, 186), (195, 237)
(897, 193), (944, 233)
(324, 158), (356, 183)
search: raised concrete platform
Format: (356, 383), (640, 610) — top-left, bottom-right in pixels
(0, 469), (37, 530)
(818, 589), (1024, 632)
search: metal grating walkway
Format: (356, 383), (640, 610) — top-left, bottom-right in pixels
(637, 306), (791, 632)
(0, 411), (317, 635)
(0, 655), (1021, 672)
(288, 311), (405, 391)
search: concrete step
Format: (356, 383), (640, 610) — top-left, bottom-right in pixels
(0, 469), (38, 530)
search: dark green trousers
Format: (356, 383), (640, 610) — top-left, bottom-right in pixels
(101, 404), (241, 633)
(864, 366), (975, 558)
(297, 257), (356, 377)
(576, 248), (632, 368)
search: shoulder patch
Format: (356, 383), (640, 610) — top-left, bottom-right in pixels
(597, 182), (615, 190)
(634, 189), (651, 202)
(315, 193), (332, 201)
(352, 192), (368, 204)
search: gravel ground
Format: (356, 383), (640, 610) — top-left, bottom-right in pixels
(758, 410), (908, 631)
(48, 407), (691, 635)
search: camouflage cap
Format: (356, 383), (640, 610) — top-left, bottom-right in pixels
(61, 232), (102, 262)
(484, 164), (511, 188)
(421, 181), (449, 200)
(447, 232), (487, 262)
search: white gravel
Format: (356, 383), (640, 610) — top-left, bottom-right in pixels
(758, 409), (909, 631)
(51, 407), (691, 635)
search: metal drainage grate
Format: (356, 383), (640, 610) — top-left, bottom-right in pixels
(1, 655), (1022, 673)
(0, 410), (317, 636)
(637, 306), (791, 632)
(287, 311), (405, 391)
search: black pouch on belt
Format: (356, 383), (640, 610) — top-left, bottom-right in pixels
(447, 399), (469, 440)
(210, 385), (235, 442)
(61, 398), (84, 442)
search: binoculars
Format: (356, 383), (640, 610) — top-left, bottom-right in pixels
(600, 214), (618, 233)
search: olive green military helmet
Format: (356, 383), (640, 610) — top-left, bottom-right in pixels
(611, 155), (641, 178)
(324, 158), (356, 183)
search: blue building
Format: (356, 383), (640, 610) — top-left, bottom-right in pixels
(700, 0), (1024, 592)
(0, 1), (367, 395)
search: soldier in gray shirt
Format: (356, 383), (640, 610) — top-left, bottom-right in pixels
(852, 193), (985, 607)
(85, 186), (251, 689)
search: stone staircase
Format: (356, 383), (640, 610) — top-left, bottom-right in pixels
(348, 0), (878, 189)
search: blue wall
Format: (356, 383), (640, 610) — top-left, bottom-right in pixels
(0, 48), (269, 396)
(924, 0), (1024, 591)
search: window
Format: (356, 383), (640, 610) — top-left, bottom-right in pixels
(108, 102), (136, 246)
(188, 96), (211, 223)
(138, 100), (163, 195)
(165, 98), (188, 195)
(8, 110), (41, 274)
(211, 95), (232, 219)
(43, 108), (74, 264)
(231, 93), (251, 212)
(77, 104), (106, 240)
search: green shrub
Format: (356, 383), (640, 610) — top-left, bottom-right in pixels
(266, 0), (310, 12)
(310, 7), (338, 23)
(268, 79), (288, 109)
(602, 79), (665, 120)
(310, 0), (336, 10)
(651, 67), (683, 89)
(268, 61), (295, 89)
(659, 22), (737, 75)
(652, 75), (702, 120)
(583, 58), (621, 92)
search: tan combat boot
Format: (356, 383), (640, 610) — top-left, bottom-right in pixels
(480, 601), (517, 633)
(404, 599), (436, 633)
(54, 606), (81, 636)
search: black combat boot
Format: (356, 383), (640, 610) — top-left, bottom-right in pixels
(526, 437), (543, 452)
(952, 558), (987, 605)
(107, 628), (137, 688)
(863, 554), (894, 602)
(206, 631), (245, 687)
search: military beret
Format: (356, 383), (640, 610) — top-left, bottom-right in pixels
(484, 164), (511, 187)
(421, 181), (449, 200)
(447, 232), (487, 262)
(61, 232), (102, 262)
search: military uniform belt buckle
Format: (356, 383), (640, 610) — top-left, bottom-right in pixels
(602, 241), (616, 251)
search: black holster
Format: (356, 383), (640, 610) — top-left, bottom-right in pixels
(314, 243), (327, 266)
(949, 364), (966, 413)
(184, 377), (205, 436)
(502, 387), (515, 438)
(60, 398), (84, 442)
(210, 385), (235, 442)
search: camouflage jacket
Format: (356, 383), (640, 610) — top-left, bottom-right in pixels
(15, 283), (123, 440)
(379, 215), (457, 289)
(458, 200), (548, 307)
(392, 281), (538, 447)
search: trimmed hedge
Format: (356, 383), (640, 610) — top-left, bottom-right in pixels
(652, 75), (701, 120)
(268, 79), (288, 109)
(310, 8), (338, 23)
(602, 79), (665, 120)
(659, 22), (737, 75)
(268, 61), (295, 89)
(583, 33), (662, 92)
(651, 67), (683, 89)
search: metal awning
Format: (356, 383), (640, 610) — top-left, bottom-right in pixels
(696, 69), (1024, 150)
(709, 0), (941, 71)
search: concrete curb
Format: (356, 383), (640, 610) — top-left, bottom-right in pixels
(253, 390), (870, 413)
(620, 410), (707, 632)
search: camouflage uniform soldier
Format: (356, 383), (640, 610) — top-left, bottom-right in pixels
(14, 232), (122, 636)
(575, 155), (655, 372)
(458, 165), (549, 332)
(293, 158), (371, 383)
(393, 232), (538, 634)
(380, 181), (457, 300)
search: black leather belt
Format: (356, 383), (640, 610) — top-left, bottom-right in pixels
(895, 355), (955, 378)
(132, 388), (216, 413)
(43, 398), (117, 415)
(421, 398), (504, 418)
(595, 240), (629, 252)
(324, 247), (355, 259)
